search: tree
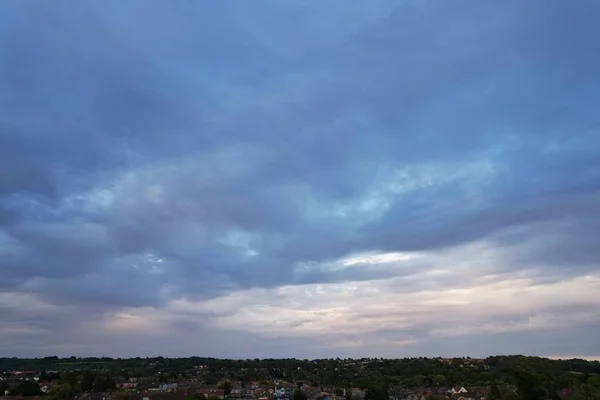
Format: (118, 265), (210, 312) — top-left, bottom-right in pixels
(364, 386), (388, 400)
(80, 370), (95, 393)
(218, 380), (233, 396)
(258, 379), (269, 388)
(345, 388), (353, 400)
(294, 388), (308, 400)
(434, 375), (446, 386)
(48, 384), (74, 400)
(588, 377), (600, 388)
(187, 395), (207, 400)
(572, 385), (600, 400)
(413, 375), (426, 387)
(14, 380), (43, 396)
(335, 388), (345, 397)
(118, 391), (136, 400)
(354, 377), (372, 390)
(489, 384), (501, 400)
(62, 372), (79, 389)
(501, 389), (518, 400)
(0, 380), (8, 396)
(93, 374), (116, 392)
(515, 370), (547, 400)
(427, 396), (447, 400)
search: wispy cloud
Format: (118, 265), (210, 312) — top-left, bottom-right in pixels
(1, 0), (600, 357)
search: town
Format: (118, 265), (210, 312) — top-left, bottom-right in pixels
(1, 356), (599, 400)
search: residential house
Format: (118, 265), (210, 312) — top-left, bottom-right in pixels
(351, 389), (365, 400)
(449, 388), (468, 395)
(159, 383), (178, 392)
(76, 392), (113, 400)
(195, 386), (225, 399)
(11, 371), (37, 376)
(142, 391), (188, 400)
(39, 381), (57, 393)
(465, 387), (488, 400)
(254, 388), (272, 399)
(230, 383), (244, 398)
(120, 382), (138, 390)
(309, 392), (331, 400)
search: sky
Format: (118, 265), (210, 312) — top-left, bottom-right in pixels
(1, 0), (600, 359)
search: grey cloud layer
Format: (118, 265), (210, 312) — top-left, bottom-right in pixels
(1, 0), (600, 356)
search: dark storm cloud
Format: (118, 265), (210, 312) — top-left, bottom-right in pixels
(1, 0), (600, 356)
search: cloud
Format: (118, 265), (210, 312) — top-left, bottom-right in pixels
(1, 0), (600, 357)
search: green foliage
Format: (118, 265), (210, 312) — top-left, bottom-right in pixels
(354, 376), (372, 390)
(434, 374), (446, 385)
(40, 371), (61, 382)
(187, 395), (207, 400)
(515, 369), (547, 400)
(203, 374), (220, 385)
(501, 389), (518, 400)
(118, 391), (136, 400)
(335, 388), (345, 397)
(1, 354), (600, 397)
(572, 384), (600, 400)
(413, 375), (426, 387)
(294, 388), (308, 400)
(79, 370), (95, 392)
(13, 380), (43, 396)
(63, 372), (79, 388)
(218, 380), (233, 396)
(364, 386), (388, 400)
(588, 376), (600, 388)
(48, 384), (74, 400)
(345, 388), (353, 400)
(490, 384), (502, 400)
(92, 373), (116, 392)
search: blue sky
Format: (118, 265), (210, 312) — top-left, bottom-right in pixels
(1, 0), (600, 358)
